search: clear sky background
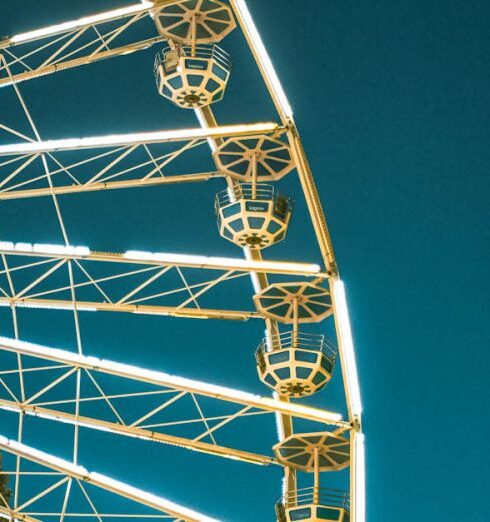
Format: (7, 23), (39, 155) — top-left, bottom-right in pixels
(1, 0), (489, 520)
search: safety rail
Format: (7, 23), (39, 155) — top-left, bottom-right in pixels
(276, 488), (350, 516)
(154, 43), (231, 74)
(216, 183), (292, 206)
(255, 331), (337, 372)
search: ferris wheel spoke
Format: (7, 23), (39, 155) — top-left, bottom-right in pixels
(0, 435), (219, 522)
(0, 336), (347, 467)
(0, 241), (325, 320)
(0, 3), (168, 88)
(0, 124), (282, 200)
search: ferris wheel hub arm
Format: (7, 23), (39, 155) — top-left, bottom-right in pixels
(0, 397), (276, 466)
(1, 3), (155, 48)
(0, 434), (220, 522)
(0, 240), (325, 277)
(0, 336), (347, 427)
(0, 123), (281, 156)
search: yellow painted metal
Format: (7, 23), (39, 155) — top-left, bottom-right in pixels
(230, 1), (365, 517)
(0, 398), (276, 466)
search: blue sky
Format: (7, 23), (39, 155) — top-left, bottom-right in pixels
(1, 0), (489, 520)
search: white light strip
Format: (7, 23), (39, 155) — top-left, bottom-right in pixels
(0, 301), (97, 312)
(0, 123), (278, 155)
(331, 278), (362, 416)
(0, 241), (90, 256)
(355, 432), (366, 522)
(90, 471), (220, 522)
(233, 0), (293, 119)
(125, 250), (321, 275)
(8, 2), (154, 45)
(0, 435), (88, 475)
(0, 241), (320, 275)
(0, 435), (219, 522)
(0, 337), (344, 425)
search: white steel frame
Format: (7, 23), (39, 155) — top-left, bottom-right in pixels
(0, 121), (280, 199)
(0, 434), (219, 522)
(0, 336), (346, 465)
(0, 1), (365, 520)
(0, 240), (326, 319)
(0, 2), (169, 87)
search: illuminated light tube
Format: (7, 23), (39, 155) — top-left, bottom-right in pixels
(0, 242), (321, 276)
(7, 3), (154, 45)
(232, 0), (293, 119)
(89, 471), (220, 522)
(356, 432), (366, 522)
(0, 301), (97, 312)
(125, 250), (321, 275)
(33, 243), (90, 256)
(331, 278), (362, 416)
(0, 435), (88, 476)
(0, 123), (279, 156)
(0, 435), (220, 522)
(0, 337), (344, 426)
(0, 241), (90, 256)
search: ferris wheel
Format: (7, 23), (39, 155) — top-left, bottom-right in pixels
(0, 1), (365, 521)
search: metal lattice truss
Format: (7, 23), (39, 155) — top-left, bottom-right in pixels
(0, 337), (347, 468)
(0, 0), (366, 520)
(0, 241), (326, 319)
(0, 2), (171, 88)
(0, 434), (218, 521)
(0, 123), (283, 200)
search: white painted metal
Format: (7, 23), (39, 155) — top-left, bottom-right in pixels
(0, 434), (219, 522)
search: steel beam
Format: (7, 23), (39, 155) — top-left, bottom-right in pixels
(0, 337), (347, 428)
(0, 241), (326, 277)
(0, 123), (280, 155)
(0, 398), (275, 466)
(0, 434), (220, 522)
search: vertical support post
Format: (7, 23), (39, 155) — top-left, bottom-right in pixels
(190, 15), (197, 56)
(251, 154), (257, 199)
(292, 297), (299, 348)
(313, 446), (320, 505)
